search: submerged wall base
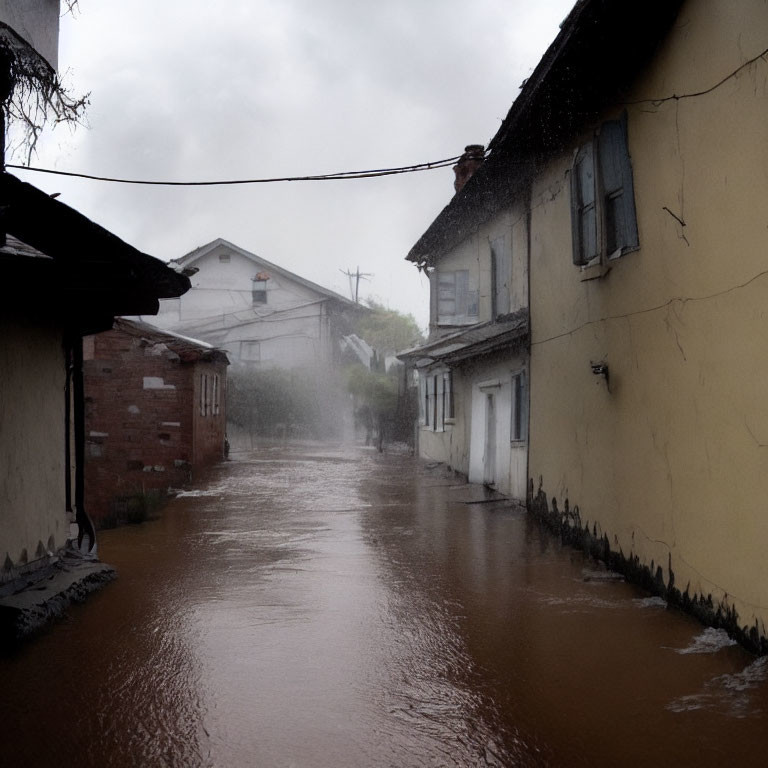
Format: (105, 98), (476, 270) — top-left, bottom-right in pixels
(528, 478), (768, 656)
(0, 547), (116, 648)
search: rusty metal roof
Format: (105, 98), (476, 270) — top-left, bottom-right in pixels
(112, 318), (229, 365)
(398, 310), (528, 367)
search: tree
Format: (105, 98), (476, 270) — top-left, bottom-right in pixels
(0, 3), (88, 163)
(345, 364), (399, 451)
(353, 299), (424, 356)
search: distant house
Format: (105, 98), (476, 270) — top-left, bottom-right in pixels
(83, 319), (228, 527)
(142, 238), (357, 370)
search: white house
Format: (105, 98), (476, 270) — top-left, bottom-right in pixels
(144, 238), (357, 370)
(399, 148), (529, 499)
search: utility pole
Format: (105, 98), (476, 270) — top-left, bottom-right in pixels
(340, 266), (373, 303)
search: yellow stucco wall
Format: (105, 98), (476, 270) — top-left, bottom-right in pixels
(0, 320), (68, 570)
(529, 0), (768, 636)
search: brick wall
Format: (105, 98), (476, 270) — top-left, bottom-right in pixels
(84, 328), (227, 526)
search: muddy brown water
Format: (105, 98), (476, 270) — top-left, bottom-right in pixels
(1, 445), (767, 767)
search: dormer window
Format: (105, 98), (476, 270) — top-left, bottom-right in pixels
(252, 272), (269, 304)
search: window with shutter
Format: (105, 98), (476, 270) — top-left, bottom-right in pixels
(599, 118), (638, 257)
(571, 114), (638, 267)
(571, 142), (598, 266)
(436, 269), (479, 325)
(490, 237), (511, 317)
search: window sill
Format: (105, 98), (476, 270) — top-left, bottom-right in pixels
(579, 263), (611, 282)
(444, 418), (456, 426)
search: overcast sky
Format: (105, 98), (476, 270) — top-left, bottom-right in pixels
(15, 0), (574, 329)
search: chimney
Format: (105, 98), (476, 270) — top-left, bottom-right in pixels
(453, 144), (485, 194)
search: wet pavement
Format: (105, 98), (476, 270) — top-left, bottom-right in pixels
(1, 443), (767, 767)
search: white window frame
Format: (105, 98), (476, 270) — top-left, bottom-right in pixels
(436, 269), (479, 326)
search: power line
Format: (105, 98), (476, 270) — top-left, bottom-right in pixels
(5, 154), (467, 187)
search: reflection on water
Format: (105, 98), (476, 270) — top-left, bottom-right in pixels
(0, 445), (767, 767)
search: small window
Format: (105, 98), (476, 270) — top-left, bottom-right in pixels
(200, 373), (209, 416)
(212, 373), (220, 415)
(571, 114), (638, 266)
(436, 270), (478, 325)
(218, 252), (230, 263)
(420, 370), (454, 432)
(510, 370), (527, 442)
(252, 271), (270, 304)
(240, 341), (261, 362)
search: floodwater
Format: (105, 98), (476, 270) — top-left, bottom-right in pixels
(1, 445), (767, 767)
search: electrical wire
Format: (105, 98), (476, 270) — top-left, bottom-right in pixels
(5, 154), (466, 186)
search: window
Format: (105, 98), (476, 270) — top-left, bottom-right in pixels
(200, 373), (209, 416)
(218, 252), (230, 263)
(419, 369), (453, 432)
(436, 270), (478, 325)
(510, 370), (527, 442)
(571, 114), (638, 267)
(212, 373), (220, 416)
(252, 271), (270, 304)
(240, 341), (261, 362)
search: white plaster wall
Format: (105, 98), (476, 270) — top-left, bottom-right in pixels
(0, 0), (59, 70)
(0, 320), (67, 567)
(152, 245), (334, 370)
(466, 356), (527, 498)
(170, 246), (322, 323)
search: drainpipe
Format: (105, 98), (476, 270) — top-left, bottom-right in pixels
(64, 338), (72, 512)
(70, 331), (96, 552)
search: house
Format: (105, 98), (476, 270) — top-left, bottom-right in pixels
(83, 319), (228, 527)
(0, 175), (190, 580)
(0, 2), (190, 642)
(402, 0), (768, 649)
(142, 238), (357, 370)
(398, 146), (530, 498)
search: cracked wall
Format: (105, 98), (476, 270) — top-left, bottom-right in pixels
(528, 0), (768, 647)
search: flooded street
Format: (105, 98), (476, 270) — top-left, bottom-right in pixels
(1, 444), (767, 767)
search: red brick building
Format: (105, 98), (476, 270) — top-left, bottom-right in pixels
(84, 319), (228, 526)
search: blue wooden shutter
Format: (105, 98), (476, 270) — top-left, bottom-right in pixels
(598, 116), (638, 255)
(571, 141), (598, 265)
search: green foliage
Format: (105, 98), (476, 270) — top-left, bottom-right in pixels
(354, 298), (424, 354)
(346, 364), (398, 417)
